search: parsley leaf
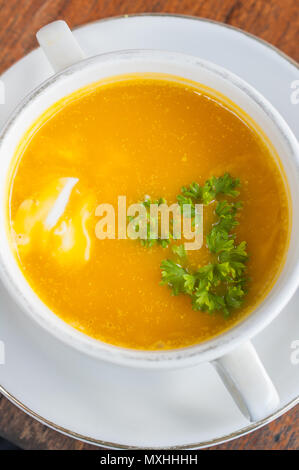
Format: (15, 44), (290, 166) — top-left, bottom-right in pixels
(130, 197), (172, 248)
(160, 260), (188, 296)
(218, 241), (248, 263)
(206, 228), (235, 254)
(225, 285), (246, 310)
(171, 244), (187, 258)
(192, 289), (226, 314)
(179, 173), (240, 206)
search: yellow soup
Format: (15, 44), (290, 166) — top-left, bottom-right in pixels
(7, 76), (290, 350)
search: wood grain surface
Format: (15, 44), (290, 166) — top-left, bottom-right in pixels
(0, 0), (298, 451)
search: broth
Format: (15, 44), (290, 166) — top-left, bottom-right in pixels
(7, 76), (289, 350)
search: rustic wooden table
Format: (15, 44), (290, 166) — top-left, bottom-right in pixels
(0, 0), (298, 450)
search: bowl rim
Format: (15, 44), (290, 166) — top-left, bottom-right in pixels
(0, 47), (299, 368)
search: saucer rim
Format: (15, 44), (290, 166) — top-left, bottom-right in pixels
(73, 12), (299, 70)
(1, 383), (298, 449)
(1, 12), (298, 449)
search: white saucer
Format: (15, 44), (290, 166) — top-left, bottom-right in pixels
(0, 14), (298, 449)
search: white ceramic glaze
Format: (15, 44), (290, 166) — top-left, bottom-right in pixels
(0, 19), (298, 426)
(0, 14), (298, 449)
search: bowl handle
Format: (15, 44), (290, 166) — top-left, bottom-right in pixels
(36, 20), (85, 73)
(213, 341), (279, 422)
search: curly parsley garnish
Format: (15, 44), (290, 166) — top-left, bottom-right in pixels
(134, 173), (249, 317)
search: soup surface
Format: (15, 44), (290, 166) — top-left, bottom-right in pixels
(7, 76), (289, 350)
